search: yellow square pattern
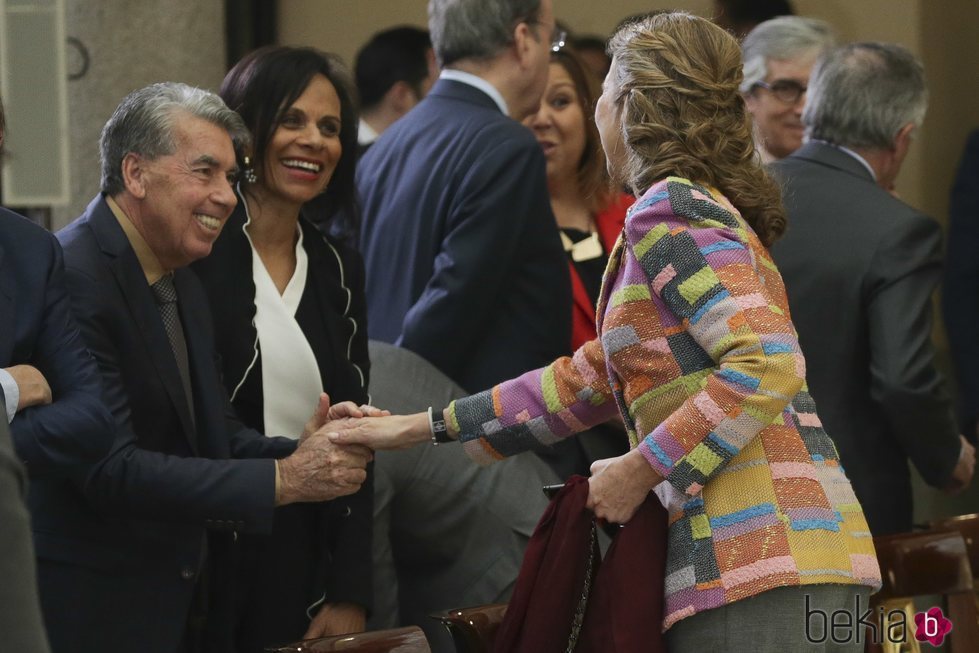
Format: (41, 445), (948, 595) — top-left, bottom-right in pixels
(678, 266), (721, 305)
(690, 513), (712, 539)
(687, 442), (723, 475)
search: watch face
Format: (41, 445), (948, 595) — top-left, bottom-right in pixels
(543, 483), (564, 499)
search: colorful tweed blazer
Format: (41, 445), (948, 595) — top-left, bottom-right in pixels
(449, 177), (882, 629)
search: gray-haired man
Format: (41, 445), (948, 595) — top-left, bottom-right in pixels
(740, 16), (835, 163)
(44, 83), (372, 653)
(770, 43), (975, 536)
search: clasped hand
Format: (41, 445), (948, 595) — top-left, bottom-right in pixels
(587, 449), (663, 524)
(275, 394), (389, 506)
(4, 364), (53, 411)
(326, 409), (665, 526)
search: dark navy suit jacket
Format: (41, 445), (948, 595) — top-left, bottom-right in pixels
(0, 205), (107, 653)
(357, 78), (571, 395)
(770, 142), (960, 535)
(47, 195), (295, 653)
(0, 206), (112, 476)
(943, 129), (979, 435)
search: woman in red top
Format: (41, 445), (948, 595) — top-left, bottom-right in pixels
(524, 48), (635, 350)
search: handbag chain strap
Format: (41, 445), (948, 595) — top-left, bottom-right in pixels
(565, 520), (599, 652)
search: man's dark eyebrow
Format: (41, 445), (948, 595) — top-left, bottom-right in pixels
(192, 154), (220, 167)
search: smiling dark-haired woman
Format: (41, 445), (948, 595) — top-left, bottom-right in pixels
(191, 46), (376, 651)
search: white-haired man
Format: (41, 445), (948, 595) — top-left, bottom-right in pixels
(770, 43), (975, 536)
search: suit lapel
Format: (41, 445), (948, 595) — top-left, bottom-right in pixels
(88, 198), (198, 452)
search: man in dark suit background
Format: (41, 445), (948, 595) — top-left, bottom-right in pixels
(357, 0), (570, 396)
(0, 93), (112, 481)
(943, 129), (979, 438)
(354, 26), (437, 154)
(0, 96), (109, 653)
(0, 206), (113, 472)
(47, 83), (372, 653)
(0, 206), (113, 653)
(770, 43), (975, 535)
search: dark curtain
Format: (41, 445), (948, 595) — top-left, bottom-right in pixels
(225, 0), (278, 70)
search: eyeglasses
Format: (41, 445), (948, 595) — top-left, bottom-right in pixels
(753, 79), (807, 104)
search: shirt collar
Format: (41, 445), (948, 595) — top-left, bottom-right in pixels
(106, 195), (168, 285)
(358, 118), (378, 146)
(439, 69), (509, 116)
(810, 139), (877, 181)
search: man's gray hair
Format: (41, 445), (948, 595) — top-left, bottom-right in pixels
(428, 0), (541, 68)
(740, 16), (836, 93)
(100, 82), (250, 195)
(803, 42), (927, 150)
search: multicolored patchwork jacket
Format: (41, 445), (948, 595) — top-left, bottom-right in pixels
(449, 177), (882, 630)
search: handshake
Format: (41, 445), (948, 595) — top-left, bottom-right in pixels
(274, 393), (392, 506)
(274, 395), (447, 505)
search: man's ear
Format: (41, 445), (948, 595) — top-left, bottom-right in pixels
(512, 20), (536, 68)
(386, 81), (419, 114)
(121, 152), (149, 199)
(893, 123), (915, 155)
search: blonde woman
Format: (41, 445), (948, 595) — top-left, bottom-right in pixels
(332, 13), (881, 651)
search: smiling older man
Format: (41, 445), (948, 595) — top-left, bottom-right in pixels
(44, 83), (374, 653)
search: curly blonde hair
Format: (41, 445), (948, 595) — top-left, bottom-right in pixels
(607, 12), (786, 246)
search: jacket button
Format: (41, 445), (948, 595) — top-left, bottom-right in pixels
(343, 506), (352, 517)
(180, 567), (196, 580)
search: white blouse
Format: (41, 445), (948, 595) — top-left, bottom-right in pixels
(248, 222), (323, 439)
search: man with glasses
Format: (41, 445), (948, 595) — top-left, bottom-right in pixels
(740, 16), (835, 162)
(357, 0), (581, 649)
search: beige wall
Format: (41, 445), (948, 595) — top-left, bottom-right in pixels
(279, 0), (979, 218)
(51, 0), (226, 228)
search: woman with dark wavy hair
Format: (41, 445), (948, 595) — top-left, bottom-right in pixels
(331, 13), (881, 650)
(191, 46), (375, 651)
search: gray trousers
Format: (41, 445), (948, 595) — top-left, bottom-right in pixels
(665, 584), (873, 653)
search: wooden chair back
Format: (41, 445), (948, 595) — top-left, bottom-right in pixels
(930, 513), (979, 578)
(266, 625), (431, 652)
(429, 603), (507, 653)
(869, 530), (978, 652)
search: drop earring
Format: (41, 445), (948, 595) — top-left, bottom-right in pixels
(242, 156), (258, 184)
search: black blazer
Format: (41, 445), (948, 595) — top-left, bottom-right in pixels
(357, 78), (571, 393)
(770, 142), (961, 535)
(191, 195), (373, 646)
(48, 195), (296, 653)
(943, 129), (979, 435)
(0, 206), (112, 477)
